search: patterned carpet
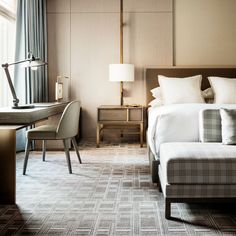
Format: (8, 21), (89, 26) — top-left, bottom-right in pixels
(0, 141), (236, 235)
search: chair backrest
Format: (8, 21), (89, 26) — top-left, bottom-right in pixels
(56, 101), (80, 139)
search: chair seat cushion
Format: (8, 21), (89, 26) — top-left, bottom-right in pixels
(160, 142), (236, 184)
(27, 125), (57, 140)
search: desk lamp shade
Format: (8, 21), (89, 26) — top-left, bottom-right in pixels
(23, 58), (46, 69)
(109, 64), (134, 82)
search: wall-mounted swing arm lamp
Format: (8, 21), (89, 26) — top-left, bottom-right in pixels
(109, 0), (135, 106)
(1, 52), (47, 109)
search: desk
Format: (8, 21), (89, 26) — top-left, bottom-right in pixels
(0, 102), (67, 204)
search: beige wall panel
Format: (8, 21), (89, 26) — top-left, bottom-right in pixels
(124, 13), (173, 66)
(125, 0), (172, 12)
(174, 0), (236, 65)
(70, 13), (120, 137)
(71, 0), (172, 13)
(47, 14), (71, 102)
(123, 12), (173, 105)
(71, 0), (119, 13)
(47, 0), (70, 13)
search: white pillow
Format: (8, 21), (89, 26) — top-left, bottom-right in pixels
(220, 109), (236, 145)
(202, 87), (214, 99)
(158, 75), (205, 105)
(150, 87), (161, 99)
(208, 77), (236, 104)
(202, 87), (214, 103)
(151, 86), (213, 103)
(148, 99), (163, 107)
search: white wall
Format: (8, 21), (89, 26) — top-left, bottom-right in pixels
(47, 0), (173, 138)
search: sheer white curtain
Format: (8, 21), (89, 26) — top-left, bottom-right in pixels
(0, 0), (16, 107)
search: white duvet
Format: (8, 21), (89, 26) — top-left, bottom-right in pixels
(148, 103), (236, 158)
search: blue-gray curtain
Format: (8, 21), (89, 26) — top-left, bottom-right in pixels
(14, 0), (48, 151)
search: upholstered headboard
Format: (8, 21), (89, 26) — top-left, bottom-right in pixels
(145, 67), (236, 105)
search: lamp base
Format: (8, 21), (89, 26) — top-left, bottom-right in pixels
(12, 105), (35, 109)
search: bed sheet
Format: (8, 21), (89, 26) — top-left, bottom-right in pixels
(147, 103), (236, 158)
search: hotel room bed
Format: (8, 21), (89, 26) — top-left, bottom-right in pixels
(145, 67), (236, 219)
(146, 67), (236, 182)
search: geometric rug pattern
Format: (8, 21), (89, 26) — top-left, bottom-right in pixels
(0, 140), (236, 235)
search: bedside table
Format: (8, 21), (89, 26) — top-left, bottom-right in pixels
(96, 105), (146, 148)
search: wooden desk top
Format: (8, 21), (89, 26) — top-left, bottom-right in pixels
(0, 102), (68, 125)
(0, 125), (25, 130)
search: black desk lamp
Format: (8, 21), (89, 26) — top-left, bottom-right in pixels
(1, 52), (47, 109)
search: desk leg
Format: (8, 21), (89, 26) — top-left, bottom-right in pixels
(140, 123), (143, 148)
(96, 124), (100, 148)
(0, 129), (16, 204)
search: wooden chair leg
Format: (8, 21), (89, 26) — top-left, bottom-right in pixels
(72, 137), (82, 164)
(42, 140), (46, 161)
(23, 139), (31, 175)
(165, 198), (171, 219)
(63, 139), (72, 174)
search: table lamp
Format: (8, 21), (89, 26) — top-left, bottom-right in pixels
(1, 52), (47, 109)
(109, 63), (134, 106)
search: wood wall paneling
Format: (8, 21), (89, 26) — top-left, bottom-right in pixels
(123, 13), (173, 66)
(70, 13), (121, 137)
(47, 13), (71, 102)
(124, 0), (172, 12)
(123, 12), (173, 106)
(47, 0), (70, 13)
(70, 0), (172, 13)
(174, 0), (236, 66)
(71, 0), (119, 13)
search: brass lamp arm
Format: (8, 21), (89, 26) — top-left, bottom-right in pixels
(6, 58), (31, 67)
(1, 57), (34, 107)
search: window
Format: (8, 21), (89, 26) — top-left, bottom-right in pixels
(0, 0), (16, 107)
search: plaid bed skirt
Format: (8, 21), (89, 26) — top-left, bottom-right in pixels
(159, 166), (236, 198)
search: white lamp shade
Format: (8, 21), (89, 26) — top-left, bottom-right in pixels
(109, 64), (134, 82)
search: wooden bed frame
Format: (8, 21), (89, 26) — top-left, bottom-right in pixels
(145, 66), (236, 183)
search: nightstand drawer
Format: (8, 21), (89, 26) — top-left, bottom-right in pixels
(129, 108), (142, 121)
(98, 109), (126, 121)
